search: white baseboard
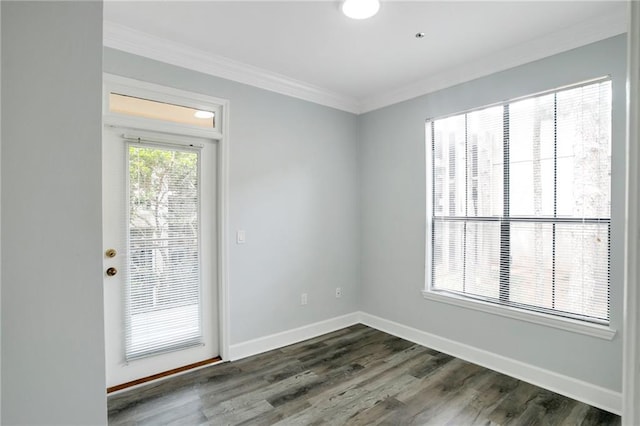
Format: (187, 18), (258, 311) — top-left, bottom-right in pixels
(359, 312), (622, 415)
(228, 312), (361, 361)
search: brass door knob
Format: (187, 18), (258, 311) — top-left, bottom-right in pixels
(106, 267), (118, 277)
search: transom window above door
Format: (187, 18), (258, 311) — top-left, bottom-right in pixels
(109, 93), (216, 129)
(104, 77), (224, 139)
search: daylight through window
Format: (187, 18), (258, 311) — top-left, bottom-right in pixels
(427, 79), (611, 324)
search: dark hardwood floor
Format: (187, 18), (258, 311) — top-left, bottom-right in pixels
(108, 324), (620, 425)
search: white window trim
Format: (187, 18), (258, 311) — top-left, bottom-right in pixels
(102, 73), (231, 360)
(421, 289), (615, 340)
(423, 79), (616, 341)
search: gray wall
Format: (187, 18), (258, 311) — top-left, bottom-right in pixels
(103, 48), (361, 344)
(1, 2), (106, 424)
(359, 34), (627, 392)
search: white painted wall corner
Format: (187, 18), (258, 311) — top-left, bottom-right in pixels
(622, 1), (640, 424)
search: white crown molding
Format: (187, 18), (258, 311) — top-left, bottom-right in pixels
(103, 21), (362, 114)
(105, 8), (626, 116)
(359, 7), (628, 113)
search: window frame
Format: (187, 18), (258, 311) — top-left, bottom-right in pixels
(423, 77), (616, 340)
(103, 75), (224, 141)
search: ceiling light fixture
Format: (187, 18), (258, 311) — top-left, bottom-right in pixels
(194, 110), (214, 119)
(342, 0), (380, 20)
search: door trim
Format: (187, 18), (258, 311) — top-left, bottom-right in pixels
(623, 2), (640, 424)
(103, 73), (230, 362)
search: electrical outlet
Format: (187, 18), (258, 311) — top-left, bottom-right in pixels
(336, 287), (342, 298)
(301, 293), (308, 305)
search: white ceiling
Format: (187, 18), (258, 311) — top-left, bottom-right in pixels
(103, 1), (628, 113)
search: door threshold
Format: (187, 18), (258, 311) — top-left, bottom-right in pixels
(107, 356), (223, 394)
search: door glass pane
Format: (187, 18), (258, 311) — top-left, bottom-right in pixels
(126, 144), (202, 360)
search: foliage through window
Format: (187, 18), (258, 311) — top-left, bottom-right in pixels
(427, 79), (611, 324)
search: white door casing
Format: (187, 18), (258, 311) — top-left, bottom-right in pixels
(102, 75), (230, 388)
(623, 1), (640, 424)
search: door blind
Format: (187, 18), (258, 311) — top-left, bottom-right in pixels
(126, 143), (202, 360)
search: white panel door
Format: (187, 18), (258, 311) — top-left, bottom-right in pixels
(103, 126), (219, 388)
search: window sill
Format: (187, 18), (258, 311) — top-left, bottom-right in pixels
(421, 290), (616, 340)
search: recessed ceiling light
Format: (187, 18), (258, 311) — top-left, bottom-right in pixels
(342, 0), (380, 20)
(194, 110), (214, 119)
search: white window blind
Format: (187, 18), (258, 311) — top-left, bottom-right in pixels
(427, 79), (611, 324)
(126, 144), (202, 360)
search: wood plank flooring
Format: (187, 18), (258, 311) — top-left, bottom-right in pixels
(108, 325), (620, 425)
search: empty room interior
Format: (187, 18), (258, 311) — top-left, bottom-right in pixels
(1, 0), (640, 424)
